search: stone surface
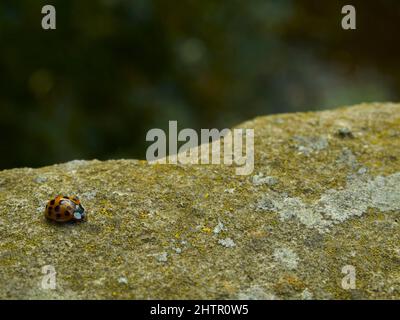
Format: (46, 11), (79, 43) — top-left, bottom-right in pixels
(0, 102), (399, 299)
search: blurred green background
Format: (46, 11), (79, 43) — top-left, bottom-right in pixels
(1, 0), (399, 169)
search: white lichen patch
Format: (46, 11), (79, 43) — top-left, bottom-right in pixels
(218, 237), (236, 248)
(174, 247), (182, 254)
(213, 221), (226, 234)
(273, 247), (299, 270)
(224, 188), (235, 194)
(257, 172), (400, 232)
(358, 167), (368, 175)
(118, 277), (128, 284)
(34, 176), (48, 184)
(336, 147), (358, 169)
(293, 135), (328, 155)
(81, 190), (98, 200)
(60, 159), (93, 172)
(301, 288), (313, 300)
(154, 252), (168, 262)
(252, 173), (278, 186)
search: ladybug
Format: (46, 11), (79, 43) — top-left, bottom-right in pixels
(45, 195), (86, 222)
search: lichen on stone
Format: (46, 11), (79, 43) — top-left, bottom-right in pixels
(273, 247), (299, 270)
(257, 172), (400, 232)
(0, 102), (399, 299)
(218, 237), (236, 248)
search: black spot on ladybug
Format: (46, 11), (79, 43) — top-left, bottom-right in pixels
(50, 200), (55, 205)
(55, 205), (60, 212)
(48, 206), (53, 211)
(65, 211), (70, 216)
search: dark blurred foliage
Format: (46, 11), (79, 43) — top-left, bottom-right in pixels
(1, 0), (399, 169)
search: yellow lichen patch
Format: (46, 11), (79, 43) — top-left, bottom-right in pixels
(138, 211), (149, 219)
(274, 274), (306, 296)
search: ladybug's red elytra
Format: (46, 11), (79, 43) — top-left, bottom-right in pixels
(45, 195), (86, 222)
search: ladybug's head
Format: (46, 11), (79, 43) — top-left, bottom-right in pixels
(73, 202), (86, 221)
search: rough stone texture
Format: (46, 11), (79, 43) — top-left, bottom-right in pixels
(0, 102), (399, 299)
